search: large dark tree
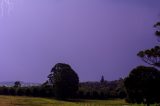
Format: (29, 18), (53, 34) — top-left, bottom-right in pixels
(124, 66), (160, 106)
(48, 63), (79, 99)
(137, 22), (160, 67)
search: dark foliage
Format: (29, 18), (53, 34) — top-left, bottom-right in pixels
(138, 46), (160, 67)
(124, 66), (160, 106)
(14, 81), (21, 88)
(78, 78), (126, 99)
(137, 22), (160, 67)
(0, 85), (55, 98)
(0, 79), (126, 100)
(24, 87), (32, 96)
(0, 65), (127, 100)
(154, 22), (160, 37)
(16, 88), (25, 96)
(100, 76), (105, 83)
(0, 86), (9, 95)
(9, 87), (16, 95)
(48, 63), (79, 99)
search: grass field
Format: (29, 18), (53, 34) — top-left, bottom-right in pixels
(0, 95), (157, 106)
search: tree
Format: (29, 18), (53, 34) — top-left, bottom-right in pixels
(124, 66), (160, 106)
(24, 87), (31, 96)
(14, 81), (21, 88)
(154, 22), (160, 37)
(100, 75), (104, 83)
(9, 87), (16, 95)
(137, 22), (160, 67)
(48, 63), (79, 99)
(16, 88), (24, 96)
(31, 86), (40, 97)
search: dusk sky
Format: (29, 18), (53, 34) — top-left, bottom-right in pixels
(0, 0), (160, 83)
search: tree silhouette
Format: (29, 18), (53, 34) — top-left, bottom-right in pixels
(137, 22), (160, 67)
(124, 66), (160, 106)
(100, 75), (104, 83)
(9, 87), (16, 95)
(14, 81), (21, 88)
(154, 22), (160, 37)
(48, 63), (79, 99)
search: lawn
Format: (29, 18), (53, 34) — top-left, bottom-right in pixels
(0, 95), (156, 106)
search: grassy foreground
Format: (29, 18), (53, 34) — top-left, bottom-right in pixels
(0, 95), (156, 106)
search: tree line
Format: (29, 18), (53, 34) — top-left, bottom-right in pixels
(0, 74), (126, 99)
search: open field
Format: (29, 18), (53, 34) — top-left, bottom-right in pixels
(0, 95), (157, 106)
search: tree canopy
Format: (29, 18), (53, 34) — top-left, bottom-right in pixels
(48, 63), (79, 99)
(154, 22), (160, 37)
(124, 66), (160, 106)
(100, 75), (105, 83)
(14, 81), (21, 88)
(137, 22), (160, 67)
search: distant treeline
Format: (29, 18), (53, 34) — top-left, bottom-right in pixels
(78, 79), (126, 99)
(0, 78), (126, 99)
(0, 85), (54, 97)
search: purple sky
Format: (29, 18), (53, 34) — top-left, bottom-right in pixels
(0, 0), (160, 83)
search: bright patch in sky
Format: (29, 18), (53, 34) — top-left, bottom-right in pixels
(0, 0), (13, 16)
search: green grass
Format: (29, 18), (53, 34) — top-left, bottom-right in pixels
(0, 95), (157, 106)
